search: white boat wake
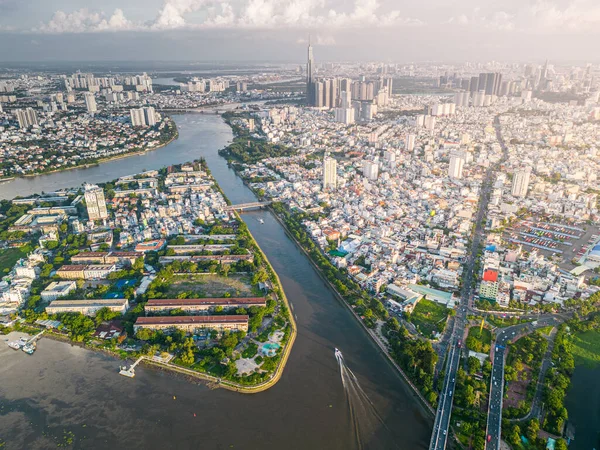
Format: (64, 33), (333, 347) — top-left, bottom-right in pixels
(335, 348), (399, 450)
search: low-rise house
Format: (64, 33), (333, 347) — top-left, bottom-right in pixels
(145, 297), (266, 314)
(40, 281), (77, 302)
(46, 298), (129, 316)
(134, 315), (249, 334)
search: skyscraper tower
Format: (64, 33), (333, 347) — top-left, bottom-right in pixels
(307, 36), (314, 106)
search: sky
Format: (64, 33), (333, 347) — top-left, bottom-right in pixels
(0, 0), (599, 62)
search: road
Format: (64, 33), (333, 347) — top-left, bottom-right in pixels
(485, 316), (564, 449)
(428, 116), (502, 450)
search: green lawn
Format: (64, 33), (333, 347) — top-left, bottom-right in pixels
(487, 315), (533, 328)
(466, 326), (493, 353)
(409, 299), (450, 337)
(572, 330), (600, 367)
(0, 247), (27, 274)
(167, 274), (255, 298)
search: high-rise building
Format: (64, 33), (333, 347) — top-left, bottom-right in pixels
(334, 90), (354, 124)
(448, 152), (465, 179)
(130, 107), (157, 127)
(84, 184), (108, 220)
(84, 92), (97, 113)
(15, 108), (38, 129)
(144, 107), (156, 126)
(130, 108), (146, 127)
(322, 156), (337, 190)
(405, 134), (416, 152)
(511, 168), (531, 197)
(314, 81), (325, 108)
(362, 160), (379, 180)
(306, 37), (314, 106)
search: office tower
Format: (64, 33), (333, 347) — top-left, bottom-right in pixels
(322, 156), (337, 190)
(448, 152), (465, 179)
(323, 80), (331, 108)
(84, 184), (108, 220)
(334, 90), (355, 124)
(473, 90), (486, 107)
(306, 37), (314, 106)
(314, 81), (325, 108)
(144, 107), (156, 126)
(478, 73), (488, 93)
(405, 134), (416, 151)
(362, 160), (379, 180)
(341, 90), (351, 108)
(84, 92), (97, 113)
(511, 168), (531, 197)
(454, 92), (470, 107)
(329, 78), (338, 108)
(484, 73), (495, 95)
(470, 76), (479, 93)
(361, 102), (376, 121)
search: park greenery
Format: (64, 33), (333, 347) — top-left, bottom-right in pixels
(382, 318), (439, 406)
(503, 332), (548, 419)
(466, 326), (492, 354)
(405, 299), (450, 338)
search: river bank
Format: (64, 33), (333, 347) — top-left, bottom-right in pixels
(1, 114), (431, 450)
(15, 121), (179, 181)
(564, 328), (600, 450)
(219, 140), (435, 415)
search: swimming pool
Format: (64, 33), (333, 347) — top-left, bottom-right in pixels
(261, 342), (281, 357)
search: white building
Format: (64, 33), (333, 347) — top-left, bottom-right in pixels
(322, 156), (337, 190)
(405, 134), (416, 152)
(448, 151), (466, 179)
(84, 184), (108, 220)
(362, 160), (379, 181)
(511, 167), (531, 198)
(41, 281), (77, 302)
(84, 92), (97, 113)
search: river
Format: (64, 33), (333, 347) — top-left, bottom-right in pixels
(565, 364), (600, 450)
(0, 114), (431, 450)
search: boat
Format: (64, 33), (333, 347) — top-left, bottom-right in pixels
(258, 218), (264, 224)
(22, 342), (36, 355)
(7, 341), (22, 350)
(334, 347), (342, 358)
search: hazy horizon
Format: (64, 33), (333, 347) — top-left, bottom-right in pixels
(1, 0), (599, 63)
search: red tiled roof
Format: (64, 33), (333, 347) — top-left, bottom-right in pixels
(135, 315), (248, 325)
(483, 269), (498, 282)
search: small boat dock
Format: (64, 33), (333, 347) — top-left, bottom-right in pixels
(119, 356), (145, 378)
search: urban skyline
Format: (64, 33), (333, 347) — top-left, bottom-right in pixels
(1, 3), (599, 450)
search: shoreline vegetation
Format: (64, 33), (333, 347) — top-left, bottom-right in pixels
(6, 118), (179, 180)
(218, 113), (438, 415)
(3, 157), (295, 394)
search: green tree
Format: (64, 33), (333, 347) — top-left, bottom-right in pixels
(526, 419), (539, 441)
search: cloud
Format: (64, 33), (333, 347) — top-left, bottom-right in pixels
(37, 8), (136, 33)
(296, 34), (336, 45)
(445, 0), (600, 33)
(153, 0), (207, 29)
(32, 0), (422, 33)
